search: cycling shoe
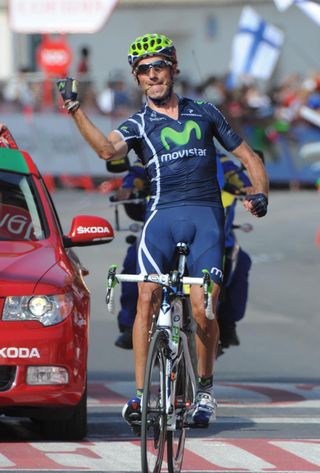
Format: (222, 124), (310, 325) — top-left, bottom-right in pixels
(122, 397), (141, 435)
(192, 391), (217, 426)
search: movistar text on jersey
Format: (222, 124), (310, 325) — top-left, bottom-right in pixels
(160, 148), (207, 162)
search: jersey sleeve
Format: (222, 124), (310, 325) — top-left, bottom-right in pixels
(115, 117), (141, 152)
(205, 102), (243, 151)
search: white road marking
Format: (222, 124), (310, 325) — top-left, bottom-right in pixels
(0, 455), (14, 468)
(186, 439), (275, 469)
(0, 439), (317, 471)
(272, 441), (320, 467)
(32, 442), (141, 471)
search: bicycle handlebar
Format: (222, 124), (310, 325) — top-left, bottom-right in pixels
(106, 267), (214, 319)
(118, 273), (204, 285)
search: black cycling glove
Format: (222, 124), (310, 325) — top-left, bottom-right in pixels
(245, 193), (268, 217)
(56, 78), (80, 113)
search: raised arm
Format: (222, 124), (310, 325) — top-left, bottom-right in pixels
(71, 108), (128, 161)
(56, 78), (128, 161)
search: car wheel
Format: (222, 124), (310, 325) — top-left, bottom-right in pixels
(40, 387), (87, 441)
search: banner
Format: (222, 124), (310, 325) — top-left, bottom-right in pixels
(9, 0), (119, 33)
(228, 7), (284, 87)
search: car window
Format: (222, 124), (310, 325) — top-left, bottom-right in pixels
(0, 171), (46, 241)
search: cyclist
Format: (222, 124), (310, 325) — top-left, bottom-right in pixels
(114, 153), (253, 351)
(57, 33), (269, 429)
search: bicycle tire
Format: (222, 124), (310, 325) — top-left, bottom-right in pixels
(167, 350), (193, 473)
(183, 297), (198, 379)
(141, 329), (167, 473)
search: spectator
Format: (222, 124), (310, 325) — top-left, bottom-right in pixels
(175, 77), (199, 100)
(2, 67), (35, 116)
(97, 72), (132, 117)
(76, 46), (92, 101)
(77, 46), (91, 76)
(202, 75), (226, 107)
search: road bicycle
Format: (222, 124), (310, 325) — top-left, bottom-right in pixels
(106, 242), (213, 473)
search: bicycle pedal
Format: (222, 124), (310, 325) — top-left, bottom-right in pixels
(130, 420), (141, 436)
(131, 426), (141, 436)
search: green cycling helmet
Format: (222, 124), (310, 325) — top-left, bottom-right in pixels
(128, 33), (177, 68)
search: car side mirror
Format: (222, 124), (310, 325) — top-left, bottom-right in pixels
(64, 215), (114, 247)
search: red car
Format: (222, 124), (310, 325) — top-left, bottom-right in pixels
(0, 126), (114, 440)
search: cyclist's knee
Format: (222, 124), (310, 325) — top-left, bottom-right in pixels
(191, 285), (221, 322)
(192, 305), (205, 323)
(190, 289), (205, 322)
(137, 282), (160, 308)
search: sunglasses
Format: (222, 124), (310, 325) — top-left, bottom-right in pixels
(134, 59), (172, 75)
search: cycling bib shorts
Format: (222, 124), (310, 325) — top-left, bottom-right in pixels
(137, 205), (225, 285)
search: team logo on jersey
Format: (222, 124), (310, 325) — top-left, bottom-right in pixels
(210, 266), (223, 280)
(160, 120), (201, 151)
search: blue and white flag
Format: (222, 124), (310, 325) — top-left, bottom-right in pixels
(227, 7), (284, 88)
(273, 0), (294, 11)
(273, 0), (320, 26)
(295, 1), (320, 26)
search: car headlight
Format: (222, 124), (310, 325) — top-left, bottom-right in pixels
(3, 293), (74, 326)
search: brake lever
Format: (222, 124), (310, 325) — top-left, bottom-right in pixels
(106, 264), (118, 304)
(202, 270), (211, 309)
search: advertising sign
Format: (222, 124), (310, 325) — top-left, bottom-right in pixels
(9, 0), (119, 33)
(36, 35), (72, 76)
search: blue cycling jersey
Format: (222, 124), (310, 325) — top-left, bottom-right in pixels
(116, 96), (243, 211)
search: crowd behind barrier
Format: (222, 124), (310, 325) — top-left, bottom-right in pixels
(1, 69), (320, 188)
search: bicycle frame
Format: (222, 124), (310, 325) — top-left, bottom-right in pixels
(155, 281), (197, 430)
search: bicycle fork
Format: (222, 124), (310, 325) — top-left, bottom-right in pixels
(163, 298), (187, 431)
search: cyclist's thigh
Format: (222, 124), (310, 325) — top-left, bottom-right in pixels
(185, 206), (225, 285)
(137, 209), (177, 274)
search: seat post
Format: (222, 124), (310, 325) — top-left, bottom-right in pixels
(176, 242), (189, 276)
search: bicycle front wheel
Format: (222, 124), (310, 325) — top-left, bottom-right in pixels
(167, 352), (192, 473)
(141, 329), (167, 473)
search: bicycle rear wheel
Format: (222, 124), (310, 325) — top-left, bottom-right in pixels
(167, 352), (193, 473)
(141, 329), (167, 473)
